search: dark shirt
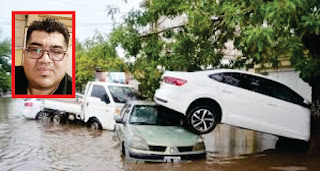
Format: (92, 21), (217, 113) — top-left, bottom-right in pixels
(15, 66), (72, 95)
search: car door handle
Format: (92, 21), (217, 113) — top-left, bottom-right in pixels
(268, 103), (277, 106)
(222, 90), (232, 94)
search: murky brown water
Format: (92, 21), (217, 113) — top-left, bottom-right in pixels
(1, 98), (319, 171)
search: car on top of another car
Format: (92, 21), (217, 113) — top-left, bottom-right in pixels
(154, 69), (310, 141)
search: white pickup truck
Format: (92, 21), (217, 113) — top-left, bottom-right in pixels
(37, 82), (137, 130)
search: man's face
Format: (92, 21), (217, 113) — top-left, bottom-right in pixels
(23, 30), (68, 90)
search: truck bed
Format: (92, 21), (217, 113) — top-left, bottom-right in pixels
(42, 98), (82, 114)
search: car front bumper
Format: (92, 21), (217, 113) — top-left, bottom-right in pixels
(129, 149), (206, 162)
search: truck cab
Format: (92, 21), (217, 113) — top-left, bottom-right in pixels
(83, 82), (137, 130)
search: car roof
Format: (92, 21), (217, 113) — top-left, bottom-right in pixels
(88, 81), (134, 88)
(164, 69), (277, 82)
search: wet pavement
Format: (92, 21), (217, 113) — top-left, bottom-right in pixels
(1, 98), (320, 171)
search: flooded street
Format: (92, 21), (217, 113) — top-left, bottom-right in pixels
(1, 98), (320, 170)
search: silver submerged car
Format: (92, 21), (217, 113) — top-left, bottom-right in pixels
(114, 101), (206, 163)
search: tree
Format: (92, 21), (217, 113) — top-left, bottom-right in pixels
(76, 32), (128, 92)
(0, 38), (11, 93)
(109, 0), (320, 114)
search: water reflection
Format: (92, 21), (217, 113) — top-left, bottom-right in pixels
(0, 98), (319, 171)
(204, 124), (278, 158)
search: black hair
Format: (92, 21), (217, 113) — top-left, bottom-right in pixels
(26, 17), (70, 47)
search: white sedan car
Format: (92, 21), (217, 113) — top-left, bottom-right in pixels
(154, 69), (310, 141)
(21, 98), (43, 119)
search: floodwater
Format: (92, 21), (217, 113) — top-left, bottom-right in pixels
(1, 98), (320, 171)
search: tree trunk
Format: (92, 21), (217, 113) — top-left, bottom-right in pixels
(311, 82), (320, 117)
(309, 81), (320, 153)
(303, 34), (320, 153)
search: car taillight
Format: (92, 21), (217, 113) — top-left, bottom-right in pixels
(25, 102), (33, 107)
(163, 76), (187, 86)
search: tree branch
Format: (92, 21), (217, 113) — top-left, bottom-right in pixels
(140, 24), (186, 38)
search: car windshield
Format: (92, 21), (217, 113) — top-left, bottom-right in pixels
(108, 86), (137, 103)
(129, 105), (183, 126)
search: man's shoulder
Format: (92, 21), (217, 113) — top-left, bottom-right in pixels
(54, 73), (72, 95)
(15, 66), (27, 80)
(15, 66), (28, 94)
(65, 74), (72, 90)
(15, 65), (24, 73)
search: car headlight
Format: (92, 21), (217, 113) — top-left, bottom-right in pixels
(193, 137), (205, 151)
(129, 136), (149, 151)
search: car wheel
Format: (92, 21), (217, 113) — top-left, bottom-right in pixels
(121, 142), (125, 157)
(88, 118), (102, 130)
(187, 105), (220, 134)
(52, 114), (62, 124)
(123, 143), (137, 163)
(35, 111), (44, 120)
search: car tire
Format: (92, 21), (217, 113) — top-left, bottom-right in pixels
(186, 105), (220, 134)
(35, 111), (46, 120)
(121, 142), (125, 157)
(123, 143), (137, 163)
(52, 113), (65, 124)
(88, 118), (102, 130)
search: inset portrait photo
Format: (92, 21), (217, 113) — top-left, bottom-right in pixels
(12, 11), (75, 98)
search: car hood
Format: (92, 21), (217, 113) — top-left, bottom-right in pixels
(129, 125), (199, 146)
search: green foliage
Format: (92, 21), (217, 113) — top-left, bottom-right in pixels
(0, 70), (11, 92)
(75, 33), (128, 91)
(131, 58), (162, 98)
(0, 38), (11, 92)
(0, 39), (11, 72)
(110, 25), (142, 57)
(109, 0), (320, 98)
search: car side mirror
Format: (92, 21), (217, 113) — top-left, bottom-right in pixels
(115, 117), (124, 124)
(102, 94), (110, 104)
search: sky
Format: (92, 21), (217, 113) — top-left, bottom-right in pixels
(0, 0), (142, 42)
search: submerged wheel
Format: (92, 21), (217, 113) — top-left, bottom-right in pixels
(123, 142), (135, 162)
(186, 105), (220, 134)
(121, 142), (125, 156)
(88, 118), (102, 130)
(52, 114), (62, 124)
(35, 111), (45, 120)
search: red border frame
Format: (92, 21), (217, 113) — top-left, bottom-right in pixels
(11, 11), (76, 98)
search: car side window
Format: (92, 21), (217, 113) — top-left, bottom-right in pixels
(271, 82), (304, 106)
(91, 85), (110, 104)
(209, 73), (223, 82)
(210, 72), (305, 106)
(240, 74), (273, 96)
(223, 73), (241, 87)
(242, 74), (304, 106)
(246, 76), (304, 105)
(210, 73), (241, 87)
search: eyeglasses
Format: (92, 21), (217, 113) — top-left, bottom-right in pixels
(25, 48), (67, 61)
